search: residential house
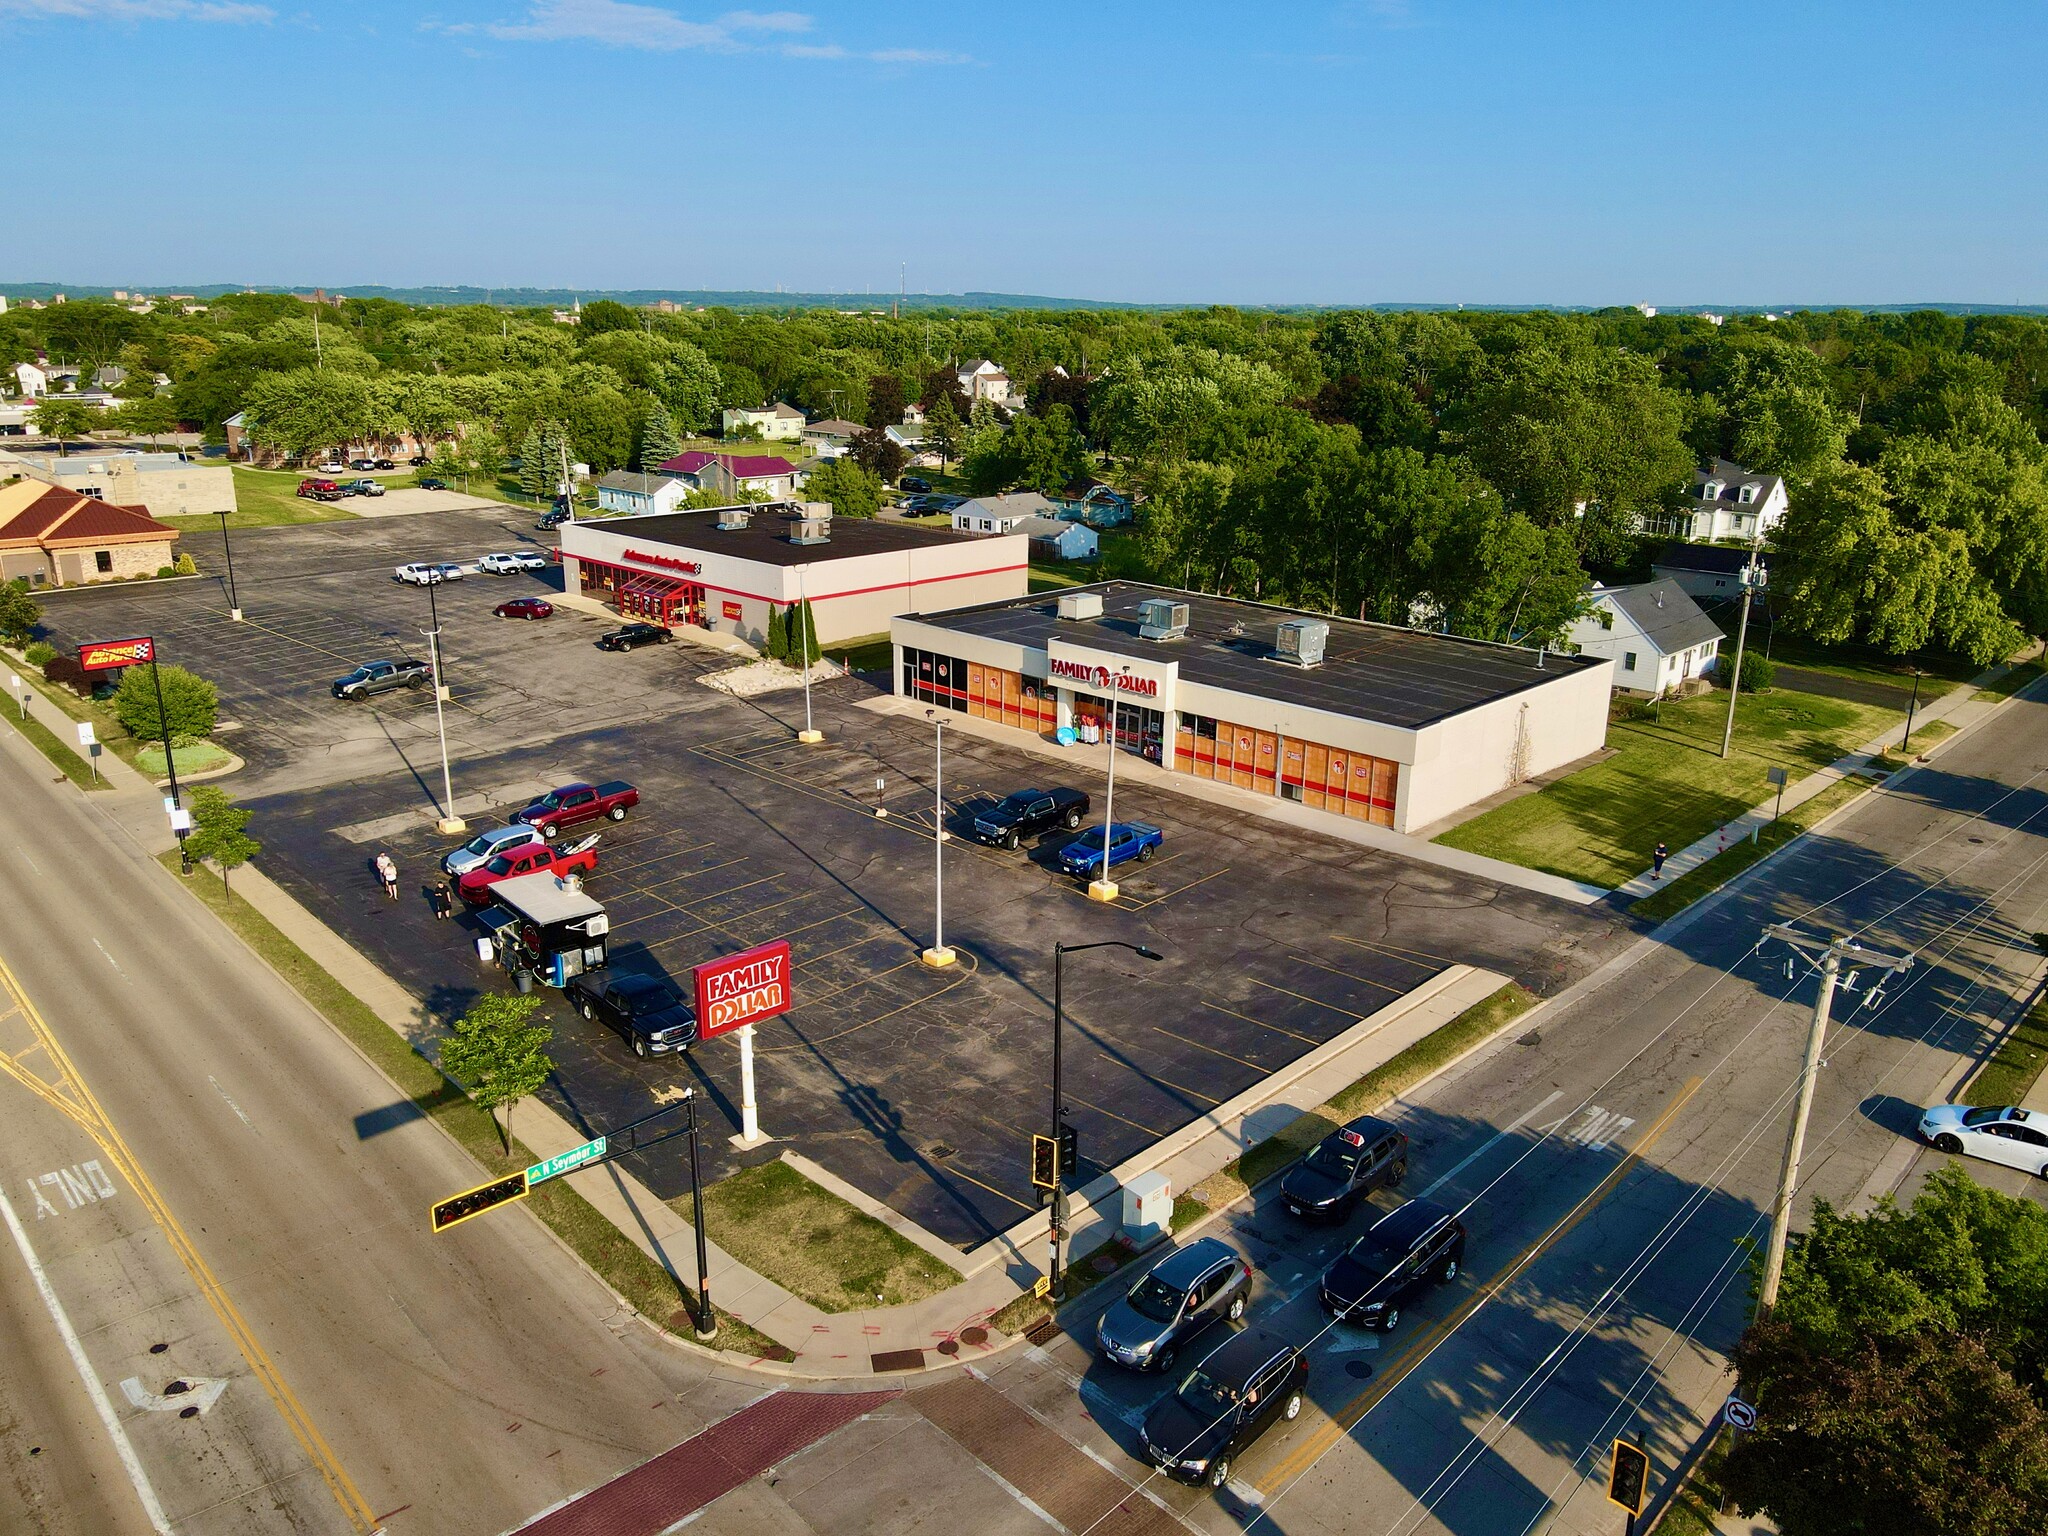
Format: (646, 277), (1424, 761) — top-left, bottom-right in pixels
(3, 450), (235, 518)
(1679, 459), (1788, 543)
(1564, 579), (1723, 696)
(956, 360), (1012, 404)
(885, 423), (928, 459)
(801, 419), (863, 459)
(1053, 474), (1136, 528)
(952, 491), (1057, 534)
(657, 450), (803, 501)
(14, 362), (46, 398)
(720, 402), (806, 442)
(1651, 543), (1762, 603)
(1015, 514), (1098, 562)
(595, 470), (690, 518)
(0, 479), (180, 586)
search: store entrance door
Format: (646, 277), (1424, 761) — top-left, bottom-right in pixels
(1075, 696), (1165, 762)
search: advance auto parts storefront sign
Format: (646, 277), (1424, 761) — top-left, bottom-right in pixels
(693, 939), (793, 1040)
(1045, 639), (1176, 712)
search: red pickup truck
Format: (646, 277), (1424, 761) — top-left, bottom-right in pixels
(513, 781), (639, 840)
(456, 834), (600, 905)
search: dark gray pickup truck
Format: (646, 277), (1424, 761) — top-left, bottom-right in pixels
(969, 787), (1090, 849)
(332, 658), (432, 699)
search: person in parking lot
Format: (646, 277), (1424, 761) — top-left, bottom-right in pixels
(376, 852), (399, 901)
(431, 880), (454, 920)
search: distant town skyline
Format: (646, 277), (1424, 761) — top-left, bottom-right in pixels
(6, 0), (2044, 306)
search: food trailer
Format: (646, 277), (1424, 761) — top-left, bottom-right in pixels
(476, 869), (609, 989)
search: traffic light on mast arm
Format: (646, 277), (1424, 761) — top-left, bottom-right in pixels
(431, 1171), (530, 1233)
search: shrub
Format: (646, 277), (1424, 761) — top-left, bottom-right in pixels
(23, 641), (57, 666)
(43, 655), (94, 698)
(172, 553), (198, 576)
(156, 566), (177, 579)
(111, 662), (218, 742)
(0, 577), (40, 644)
(1719, 651), (1775, 692)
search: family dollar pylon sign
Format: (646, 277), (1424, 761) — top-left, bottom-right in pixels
(692, 939), (792, 1146)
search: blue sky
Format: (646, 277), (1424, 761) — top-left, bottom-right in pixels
(8, 0), (2045, 304)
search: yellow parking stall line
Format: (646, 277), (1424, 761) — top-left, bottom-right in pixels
(1123, 866), (1231, 908)
(603, 840), (717, 877)
(640, 923), (722, 953)
(762, 952), (980, 1050)
(1140, 1071), (1224, 1107)
(792, 956), (925, 1011)
(631, 860), (758, 896)
(1273, 947), (1407, 996)
(1199, 1000), (1322, 1046)
(939, 1161), (1038, 1214)
(1330, 933), (1457, 967)
(788, 919), (901, 966)
(1246, 974), (1357, 1015)
(1063, 1091), (1171, 1139)
(1152, 1024), (1271, 1074)
(689, 888), (822, 927)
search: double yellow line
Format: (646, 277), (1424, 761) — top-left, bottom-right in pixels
(0, 955), (380, 1533)
(1256, 1077), (1705, 1493)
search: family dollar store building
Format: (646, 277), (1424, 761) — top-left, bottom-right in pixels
(556, 502), (1029, 649)
(889, 583), (1614, 836)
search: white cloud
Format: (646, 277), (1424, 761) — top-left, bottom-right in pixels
(0, 0), (272, 20)
(719, 8), (807, 32)
(458, 0), (962, 61)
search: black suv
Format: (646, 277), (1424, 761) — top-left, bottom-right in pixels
(1094, 1236), (1250, 1373)
(1139, 1328), (1310, 1490)
(596, 623), (673, 652)
(1281, 1114), (1407, 1221)
(536, 506), (573, 530)
(565, 968), (697, 1058)
(1320, 1197), (1465, 1334)
(969, 787), (1090, 849)
(332, 658), (432, 699)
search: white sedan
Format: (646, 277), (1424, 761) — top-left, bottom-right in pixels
(1919, 1103), (2048, 1176)
(394, 561), (466, 585)
(477, 550), (547, 574)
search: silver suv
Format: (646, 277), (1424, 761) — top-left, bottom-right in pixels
(1095, 1237), (1251, 1373)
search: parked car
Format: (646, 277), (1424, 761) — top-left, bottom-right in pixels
(970, 787), (1090, 849)
(342, 478), (385, 497)
(536, 506), (573, 530)
(565, 968), (698, 1058)
(332, 658), (432, 699)
(455, 834), (600, 905)
(513, 781), (639, 839)
(349, 457), (377, 471)
(596, 622), (672, 652)
(900, 475), (932, 493)
(1057, 821), (1163, 878)
(1320, 1197), (1465, 1333)
(314, 461), (348, 476)
(418, 477), (449, 491)
(296, 477), (340, 498)
(478, 549), (548, 574)
(1139, 1329), (1310, 1491)
(1919, 1103), (2048, 1175)
(898, 494), (940, 514)
(495, 597), (554, 621)
(1095, 1237), (1250, 1373)
(441, 823), (543, 877)
(408, 455), (429, 467)
(373, 457), (395, 470)
(1281, 1115), (1408, 1221)
(394, 562), (465, 584)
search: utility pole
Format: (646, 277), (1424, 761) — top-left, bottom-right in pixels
(1756, 926), (1912, 1317)
(1718, 546), (1769, 759)
(1899, 669), (1923, 753)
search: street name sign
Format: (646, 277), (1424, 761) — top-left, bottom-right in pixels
(527, 1136), (607, 1186)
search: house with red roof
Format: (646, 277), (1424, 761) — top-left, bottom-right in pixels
(0, 479), (180, 586)
(656, 450), (803, 501)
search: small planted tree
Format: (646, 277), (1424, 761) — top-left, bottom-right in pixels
(0, 578), (41, 644)
(184, 785), (259, 898)
(801, 456), (881, 519)
(517, 424), (548, 501)
(638, 402), (683, 471)
(788, 597), (821, 666)
(111, 662), (217, 745)
(438, 993), (555, 1151)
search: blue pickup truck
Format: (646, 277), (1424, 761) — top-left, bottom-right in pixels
(1057, 821), (1164, 879)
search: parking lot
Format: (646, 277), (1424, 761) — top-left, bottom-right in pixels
(37, 512), (1636, 1248)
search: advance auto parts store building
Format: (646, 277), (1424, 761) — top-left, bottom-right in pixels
(891, 583), (1613, 835)
(557, 503), (1029, 647)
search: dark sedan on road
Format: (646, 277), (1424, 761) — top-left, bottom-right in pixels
(596, 622), (672, 652)
(494, 597), (554, 620)
(1096, 1237), (1250, 1373)
(1139, 1329), (1310, 1490)
(1320, 1197), (1464, 1333)
(1281, 1115), (1408, 1221)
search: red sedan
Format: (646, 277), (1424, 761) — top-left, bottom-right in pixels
(494, 597), (554, 621)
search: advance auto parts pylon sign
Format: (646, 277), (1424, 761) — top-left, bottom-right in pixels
(693, 939), (793, 1040)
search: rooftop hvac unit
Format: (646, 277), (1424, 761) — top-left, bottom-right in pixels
(714, 506), (753, 530)
(1274, 618), (1328, 667)
(788, 516), (831, 546)
(1057, 591), (1103, 621)
(1136, 598), (1190, 641)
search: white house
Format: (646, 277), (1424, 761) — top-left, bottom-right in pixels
(952, 492), (1057, 534)
(956, 360), (1012, 404)
(595, 470), (690, 518)
(14, 362), (46, 399)
(1016, 514), (1098, 562)
(1684, 459), (1788, 543)
(1565, 579), (1724, 697)
(801, 419), (862, 459)
(721, 402), (805, 442)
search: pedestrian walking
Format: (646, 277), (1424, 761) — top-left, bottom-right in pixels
(1652, 842), (1668, 880)
(432, 880), (454, 920)
(376, 852), (399, 901)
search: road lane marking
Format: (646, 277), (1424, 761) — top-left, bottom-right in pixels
(0, 1184), (176, 1535)
(1255, 1077), (1704, 1494)
(92, 937), (127, 979)
(209, 1075), (255, 1131)
(1421, 1091), (1565, 1200)
(122, 1374), (230, 1415)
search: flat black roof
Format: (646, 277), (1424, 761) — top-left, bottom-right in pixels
(571, 506), (997, 568)
(904, 582), (1602, 730)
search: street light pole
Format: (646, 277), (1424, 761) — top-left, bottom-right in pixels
(922, 709), (954, 967)
(1899, 669), (1923, 753)
(213, 509), (242, 621)
(1048, 939), (1162, 1295)
(150, 657), (191, 874)
(1089, 696), (1120, 902)
(1719, 550), (1768, 760)
(796, 563), (821, 744)
(684, 1087), (716, 1340)
(424, 578), (466, 835)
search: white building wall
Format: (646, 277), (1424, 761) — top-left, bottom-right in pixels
(1401, 661), (1612, 832)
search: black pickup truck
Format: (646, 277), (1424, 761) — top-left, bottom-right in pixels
(969, 787), (1091, 849)
(564, 968), (698, 1058)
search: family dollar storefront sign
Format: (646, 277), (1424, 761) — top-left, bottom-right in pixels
(692, 940), (792, 1146)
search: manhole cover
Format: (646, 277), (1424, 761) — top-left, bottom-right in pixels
(1346, 1360), (1375, 1380)
(959, 1326), (988, 1346)
(1092, 1255), (1118, 1274)
(936, 1339), (960, 1356)
(1518, 1030), (1542, 1046)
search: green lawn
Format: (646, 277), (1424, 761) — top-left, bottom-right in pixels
(1964, 990), (2048, 1108)
(1761, 631), (1982, 692)
(832, 632), (894, 672)
(137, 740), (235, 778)
(1436, 688), (1902, 888)
(1629, 775), (1871, 925)
(160, 468), (361, 531)
(1976, 660), (2046, 704)
(1, 704), (110, 789)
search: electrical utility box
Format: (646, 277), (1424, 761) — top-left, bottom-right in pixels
(1123, 1170), (1172, 1246)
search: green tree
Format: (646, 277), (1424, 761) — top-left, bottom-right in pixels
(801, 456), (881, 518)
(183, 786), (259, 899)
(638, 402), (683, 472)
(437, 993), (554, 1151)
(0, 578), (41, 644)
(30, 398), (99, 452)
(517, 424), (548, 500)
(924, 391), (962, 469)
(865, 373), (906, 430)
(787, 597), (821, 666)
(111, 663), (218, 745)
(118, 395), (180, 448)
(577, 299), (638, 336)
(764, 604), (789, 661)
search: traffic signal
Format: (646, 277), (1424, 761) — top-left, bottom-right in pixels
(1031, 1134), (1057, 1190)
(431, 1171), (530, 1233)
(1606, 1439), (1649, 1515)
(1058, 1124), (1078, 1183)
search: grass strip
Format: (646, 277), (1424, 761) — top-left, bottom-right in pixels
(2, 703), (110, 789)
(155, 850), (790, 1361)
(684, 1159), (957, 1313)
(1873, 718), (1958, 768)
(1630, 776), (1871, 925)
(0, 647), (154, 776)
(1975, 659), (2045, 704)
(989, 1235), (1139, 1338)
(1963, 989), (2048, 1108)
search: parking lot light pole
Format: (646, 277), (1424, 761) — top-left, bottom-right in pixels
(684, 1087), (716, 1340)
(1088, 697), (1121, 903)
(423, 578), (466, 835)
(921, 709), (956, 968)
(212, 509), (242, 621)
(796, 563), (822, 744)
(1048, 940), (1162, 1295)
